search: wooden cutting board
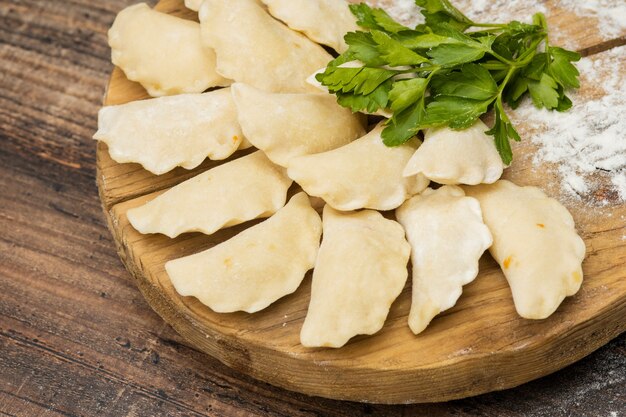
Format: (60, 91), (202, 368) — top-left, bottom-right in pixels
(96, 0), (626, 404)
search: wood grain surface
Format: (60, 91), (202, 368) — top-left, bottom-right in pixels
(1, 0), (625, 415)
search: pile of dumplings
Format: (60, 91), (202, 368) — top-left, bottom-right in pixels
(95, 0), (586, 348)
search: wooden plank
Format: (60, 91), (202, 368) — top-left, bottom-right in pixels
(1, 0), (624, 414)
(0, 151), (395, 417)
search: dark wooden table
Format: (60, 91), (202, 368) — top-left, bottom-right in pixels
(0, 1), (624, 416)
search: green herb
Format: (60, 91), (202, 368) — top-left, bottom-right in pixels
(316, 0), (581, 164)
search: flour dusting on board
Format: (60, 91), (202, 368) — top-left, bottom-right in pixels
(558, 0), (626, 38)
(370, 0), (625, 41)
(456, 0), (547, 23)
(513, 46), (626, 204)
(365, 0), (423, 27)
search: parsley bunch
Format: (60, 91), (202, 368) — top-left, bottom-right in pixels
(316, 0), (581, 164)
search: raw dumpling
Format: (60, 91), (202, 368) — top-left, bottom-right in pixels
(464, 180), (586, 319)
(300, 206), (410, 347)
(238, 137), (255, 150)
(396, 186), (492, 335)
(403, 120), (504, 185)
(94, 89), (244, 175)
(184, 0), (203, 11)
(231, 83), (366, 167)
(166, 193), (321, 313)
(127, 152), (292, 238)
(287, 124), (429, 211)
(199, 0), (332, 93)
(260, 0), (358, 53)
(109, 3), (229, 97)
(186, 0), (266, 10)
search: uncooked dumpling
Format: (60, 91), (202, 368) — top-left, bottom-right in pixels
(231, 83), (365, 167)
(199, 0), (332, 93)
(287, 124), (429, 211)
(300, 206), (410, 348)
(109, 3), (229, 97)
(166, 193), (321, 313)
(238, 137), (254, 150)
(186, 0), (266, 10)
(396, 186), (493, 335)
(127, 152), (292, 238)
(260, 0), (358, 53)
(403, 120), (503, 185)
(184, 0), (203, 11)
(464, 180), (586, 319)
(94, 89), (244, 175)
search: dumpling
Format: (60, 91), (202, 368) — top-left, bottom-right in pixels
(259, 0), (358, 53)
(184, 0), (203, 11)
(166, 193), (321, 313)
(199, 0), (332, 93)
(94, 89), (244, 175)
(231, 83), (365, 167)
(300, 206), (410, 348)
(238, 137), (255, 150)
(396, 186), (493, 335)
(464, 180), (586, 319)
(109, 3), (229, 97)
(186, 0), (266, 10)
(287, 124), (429, 211)
(127, 152), (292, 238)
(403, 120), (504, 185)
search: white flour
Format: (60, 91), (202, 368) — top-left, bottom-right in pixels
(512, 46), (626, 203)
(365, 0), (423, 28)
(558, 0), (626, 39)
(374, 0), (625, 41)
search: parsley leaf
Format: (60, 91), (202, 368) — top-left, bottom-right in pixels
(548, 46), (581, 89)
(415, 0), (473, 30)
(382, 100), (426, 146)
(336, 81), (392, 113)
(398, 33), (460, 49)
(388, 78), (429, 113)
(428, 43), (485, 66)
(423, 96), (492, 129)
(349, 4), (411, 33)
(527, 73), (559, 109)
(505, 75), (529, 108)
(371, 31), (430, 66)
(430, 64), (498, 100)
(486, 101), (521, 165)
(343, 32), (385, 66)
(319, 66), (397, 95)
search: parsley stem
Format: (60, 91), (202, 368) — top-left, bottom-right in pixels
(471, 22), (509, 28)
(494, 66), (517, 124)
(489, 50), (516, 67)
(481, 62), (509, 70)
(489, 34), (546, 70)
(396, 66), (439, 74)
(513, 36), (546, 67)
(498, 66), (517, 95)
(467, 27), (506, 34)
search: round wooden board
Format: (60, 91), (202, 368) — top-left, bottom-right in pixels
(96, 0), (626, 404)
